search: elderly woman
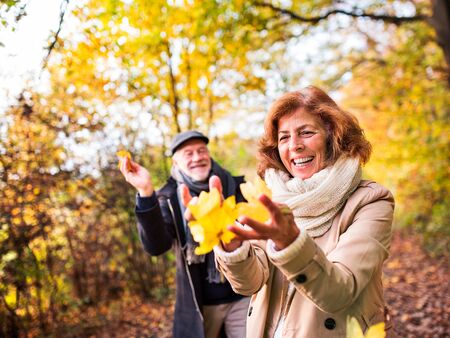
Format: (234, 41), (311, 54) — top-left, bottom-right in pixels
(213, 86), (395, 337)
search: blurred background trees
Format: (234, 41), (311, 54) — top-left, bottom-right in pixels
(0, 0), (448, 336)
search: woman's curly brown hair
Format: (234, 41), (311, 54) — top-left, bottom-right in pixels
(257, 86), (372, 178)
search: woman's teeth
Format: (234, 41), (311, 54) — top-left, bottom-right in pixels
(292, 157), (313, 166)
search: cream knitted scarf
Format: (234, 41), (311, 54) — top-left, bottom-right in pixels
(264, 157), (361, 237)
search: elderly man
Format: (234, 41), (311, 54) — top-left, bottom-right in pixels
(119, 130), (249, 338)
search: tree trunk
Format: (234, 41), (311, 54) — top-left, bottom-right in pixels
(430, 0), (450, 81)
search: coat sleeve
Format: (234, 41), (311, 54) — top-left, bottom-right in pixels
(268, 184), (394, 313)
(135, 192), (177, 256)
(215, 240), (272, 296)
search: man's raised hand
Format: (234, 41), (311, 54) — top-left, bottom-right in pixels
(119, 156), (154, 197)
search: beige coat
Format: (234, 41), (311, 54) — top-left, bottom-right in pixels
(216, 180), (395, 338)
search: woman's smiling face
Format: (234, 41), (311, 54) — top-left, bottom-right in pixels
(277, 109), (328, 179)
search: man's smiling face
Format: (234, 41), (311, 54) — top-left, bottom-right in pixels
(173, 139), (211, 182)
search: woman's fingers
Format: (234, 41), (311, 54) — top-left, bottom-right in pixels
(228, 223), (267, 241)
(237, 215), (270, 235)
(258, 194), (294, 225)
(258, 194), (284, 218)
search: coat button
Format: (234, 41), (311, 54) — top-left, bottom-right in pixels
(248, 306), (253, 317)
(296, 274), (307, 283)
(324, 317), (336, 330)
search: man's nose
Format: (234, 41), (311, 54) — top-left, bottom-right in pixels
(192, 151), (202, 160)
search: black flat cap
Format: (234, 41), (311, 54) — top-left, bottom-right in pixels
(170, 130), (209, 155)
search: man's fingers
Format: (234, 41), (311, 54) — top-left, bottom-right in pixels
(128, 158), (139, 172)
(209, 175), (223, 198)
(120, 157), (133, 176)
(180, 184), (192, 206)
(183, 195), (198, 221)
(184, 208), (194, 221)
(119, 158), (128, 176)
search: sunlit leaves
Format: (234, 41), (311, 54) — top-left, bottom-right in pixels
(237, 176), (272, 223)
(341, 19), (449, 254)
(187, 188), (237, 255)
(187, 177), (272, 254)
(116, 150), (132, 171)
(346, 317), (385, 338)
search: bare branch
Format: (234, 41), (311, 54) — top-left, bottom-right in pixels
(163, 40), (182, 133)
(254, 1), (429, 25)
(41, 0), (70, 72)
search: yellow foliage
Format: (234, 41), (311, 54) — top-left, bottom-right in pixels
(346, 317), (385, 338)
(187, 188), (237, 255)
(236, 176), (272, 223)
(116, 150), (132, 171)
(240, 176), (272, 201)
(187, 178), (273, 254)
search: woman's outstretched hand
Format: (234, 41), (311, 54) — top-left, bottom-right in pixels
(228, 195), (300, 251)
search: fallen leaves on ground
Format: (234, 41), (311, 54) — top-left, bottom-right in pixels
(54, 230), (448, 337)
(383, 230), (449, 337)
(53, 296), (174, 338)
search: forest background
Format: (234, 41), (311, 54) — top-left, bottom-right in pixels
(0, 0), (448, 337)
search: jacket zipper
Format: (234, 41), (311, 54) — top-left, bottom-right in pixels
(167, 198), (204, 322)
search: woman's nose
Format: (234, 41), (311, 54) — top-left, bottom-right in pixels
(289, 136), (304, 151)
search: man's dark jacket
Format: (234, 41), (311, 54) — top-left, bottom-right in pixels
(135, 176), (246, 338)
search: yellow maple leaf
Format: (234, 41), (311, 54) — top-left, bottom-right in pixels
(187, 188), (237, 255)
(365, 322), (386, 338)
(116, 150), (132, 171)
(346, 317), (385, 338)
(188, 188), (221, 220)
(347, 317), (364, 338)
(240, 175), (272, 201)
(236, 176), (272, 223)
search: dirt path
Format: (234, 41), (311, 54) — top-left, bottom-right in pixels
(383, 231), (449, 337)
(81, 230), (448, 337)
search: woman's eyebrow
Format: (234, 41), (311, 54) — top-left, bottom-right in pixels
(278, 124), (314, 134)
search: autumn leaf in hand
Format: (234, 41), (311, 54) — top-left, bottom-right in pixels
(236, 176), (272, 223)
(346, 317), (385, 338)
(187, 188), (237, 254)
(116, 150), (132, 171)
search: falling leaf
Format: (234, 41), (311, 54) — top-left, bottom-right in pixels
(236, 176), (272, 223)
(187, 188), (237, 254)
(346, 317), (364, 338)
(346, 317), (385, 338)
(365, 322), (385, 338)
(116, 150), (132, 171)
